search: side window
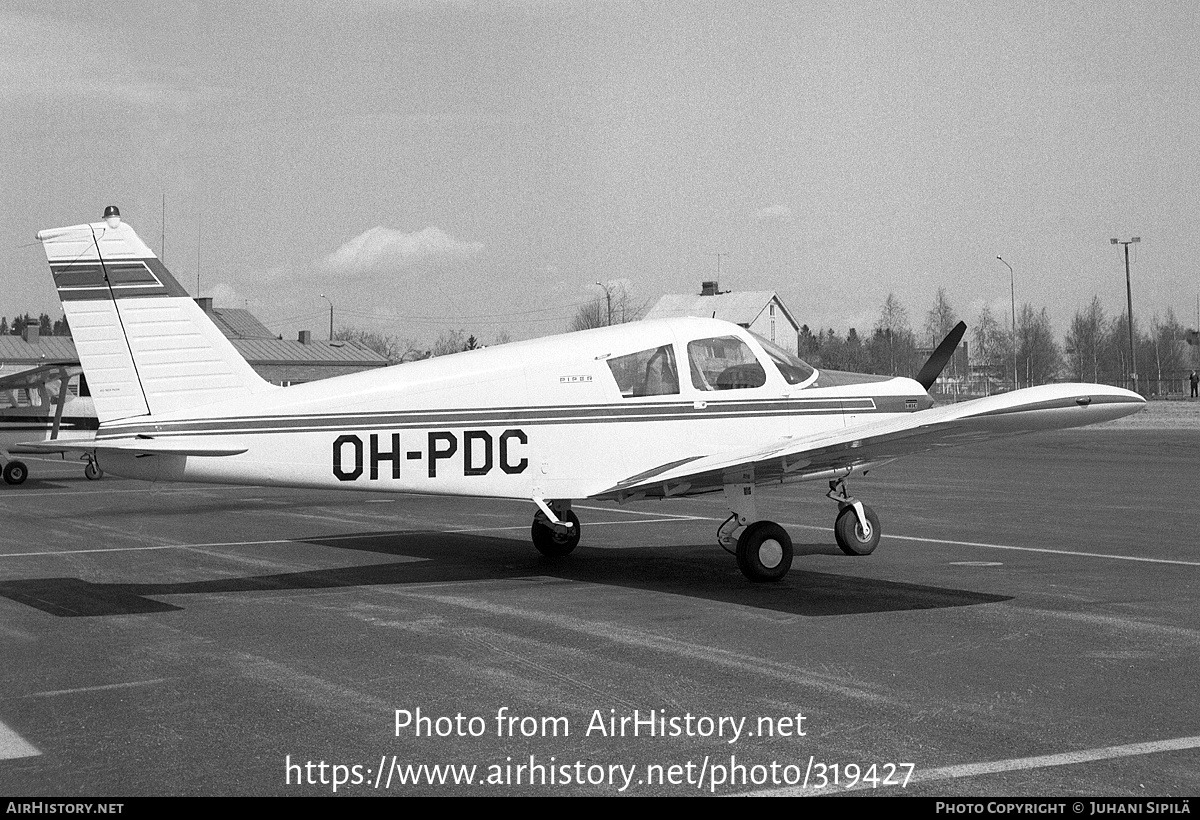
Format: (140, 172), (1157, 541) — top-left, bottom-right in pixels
(687, 336), (767, 391)
(606, 345), (680, 397)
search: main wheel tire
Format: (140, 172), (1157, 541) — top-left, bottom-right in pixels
(532, 510), (581, 557)
(84, 461), (103, 480)
(3, 461), (29, 485)
(834, 504), (881, 556)
(736, 521), (793, 582)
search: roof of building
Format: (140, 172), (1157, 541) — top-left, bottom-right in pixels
(231, 338), (388, 365)
(210, 307), (277, 340)
(0, 308), (387, 369)
(645, 291), (800, 331)
(0, 335), (80, 367)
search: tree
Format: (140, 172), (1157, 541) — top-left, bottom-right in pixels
(10, 313), (34, 335)
(331, 326), (421, 365)
(924, 288), (961, 383)
(971, 304), (1006, 393)
(0, 317), (7, 335)
(798, 324), (819, 360)
(1150, 310), (1187, 396)
(432, 329), (469, 356)
(1016, 305), (1061, 386)
(569, 280), (646, 332)
(52, 314), (70, 337)
(1065, 298), (1107, 383)
(867, 293), (918, 376)
(924, 288), (959, 347)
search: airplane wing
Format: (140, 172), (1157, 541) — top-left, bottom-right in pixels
(0, 363), (81, 390)
(594, 383), (1144, 501)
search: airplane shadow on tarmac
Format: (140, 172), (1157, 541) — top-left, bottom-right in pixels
(0, 529), (1011, 618)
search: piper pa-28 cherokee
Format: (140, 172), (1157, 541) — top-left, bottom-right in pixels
(28, 208), (1145, 582)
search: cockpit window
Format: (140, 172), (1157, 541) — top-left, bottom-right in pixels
(752, 332), (817, 386)
(687, 336), (767, 391)
(606, 344), (680, 397)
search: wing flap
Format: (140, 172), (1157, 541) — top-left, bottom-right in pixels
(595, 383), (1144, 500)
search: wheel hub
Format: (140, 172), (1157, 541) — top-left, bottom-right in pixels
(758, 539), (784, 569)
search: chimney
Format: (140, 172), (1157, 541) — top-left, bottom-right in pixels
(22, 326), (40, 344)
(701, 281), (719, 296)
(195, 297), (214, 314)
(298, 330), (312, 345)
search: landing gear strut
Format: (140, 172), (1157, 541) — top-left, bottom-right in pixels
(530, 499), (580, 557)
(827, 478), (880, 556)
(719, 482), (794, 582)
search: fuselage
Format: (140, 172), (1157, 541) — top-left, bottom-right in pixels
(90, 317), (931, 500)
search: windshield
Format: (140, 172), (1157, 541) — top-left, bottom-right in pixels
(751, 332), (817, 386)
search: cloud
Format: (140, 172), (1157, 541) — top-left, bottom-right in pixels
(318, 226), (484, 277)
(0, 13), (184, 107)
(206, 282), (246, 307)
(752, 205), (794, 225)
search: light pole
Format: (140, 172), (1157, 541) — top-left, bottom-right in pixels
(319, 294), (334, 341)
(1110, 237), (1141, 394)
(996, 256), (1017, 391)
(593, 281), (613, 326)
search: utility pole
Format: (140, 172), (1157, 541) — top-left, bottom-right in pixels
(1110, 237), (1141, 394)
(320, 294), (334, 340)
(593, 282), (613, 326)
(996, 256), (1017, 391)
(712, 252), (729, 283)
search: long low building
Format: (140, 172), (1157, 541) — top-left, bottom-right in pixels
(0, 300), (388, 387)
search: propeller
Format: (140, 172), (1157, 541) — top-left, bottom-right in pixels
(914, 321), (967, 391)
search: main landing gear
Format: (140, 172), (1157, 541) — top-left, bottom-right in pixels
(530, 499), (580, 557)
(2, 460), (28, 485)
(717, 477), (882, 582)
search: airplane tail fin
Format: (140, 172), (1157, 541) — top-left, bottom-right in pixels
(36, 211), (274, 424)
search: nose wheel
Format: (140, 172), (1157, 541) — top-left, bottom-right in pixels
(828, 478), (881, 556)
(834, 504), (880, 555)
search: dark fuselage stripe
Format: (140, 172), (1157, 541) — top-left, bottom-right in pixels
(96, 395), (932, 440)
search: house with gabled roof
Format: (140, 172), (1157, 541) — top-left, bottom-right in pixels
(644, 281), (801, 354)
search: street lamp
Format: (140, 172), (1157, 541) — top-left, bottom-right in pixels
(996, 256), (1017, 391)
(1110, 237), (1141, 394)
(319, 294), (334, 341)
(593, 281), (613, 326)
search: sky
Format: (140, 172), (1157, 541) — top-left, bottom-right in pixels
(3, 0), (1198, 347)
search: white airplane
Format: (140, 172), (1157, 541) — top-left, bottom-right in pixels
(26, 209), (1144, 581)
(1, 363), (100, 484)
